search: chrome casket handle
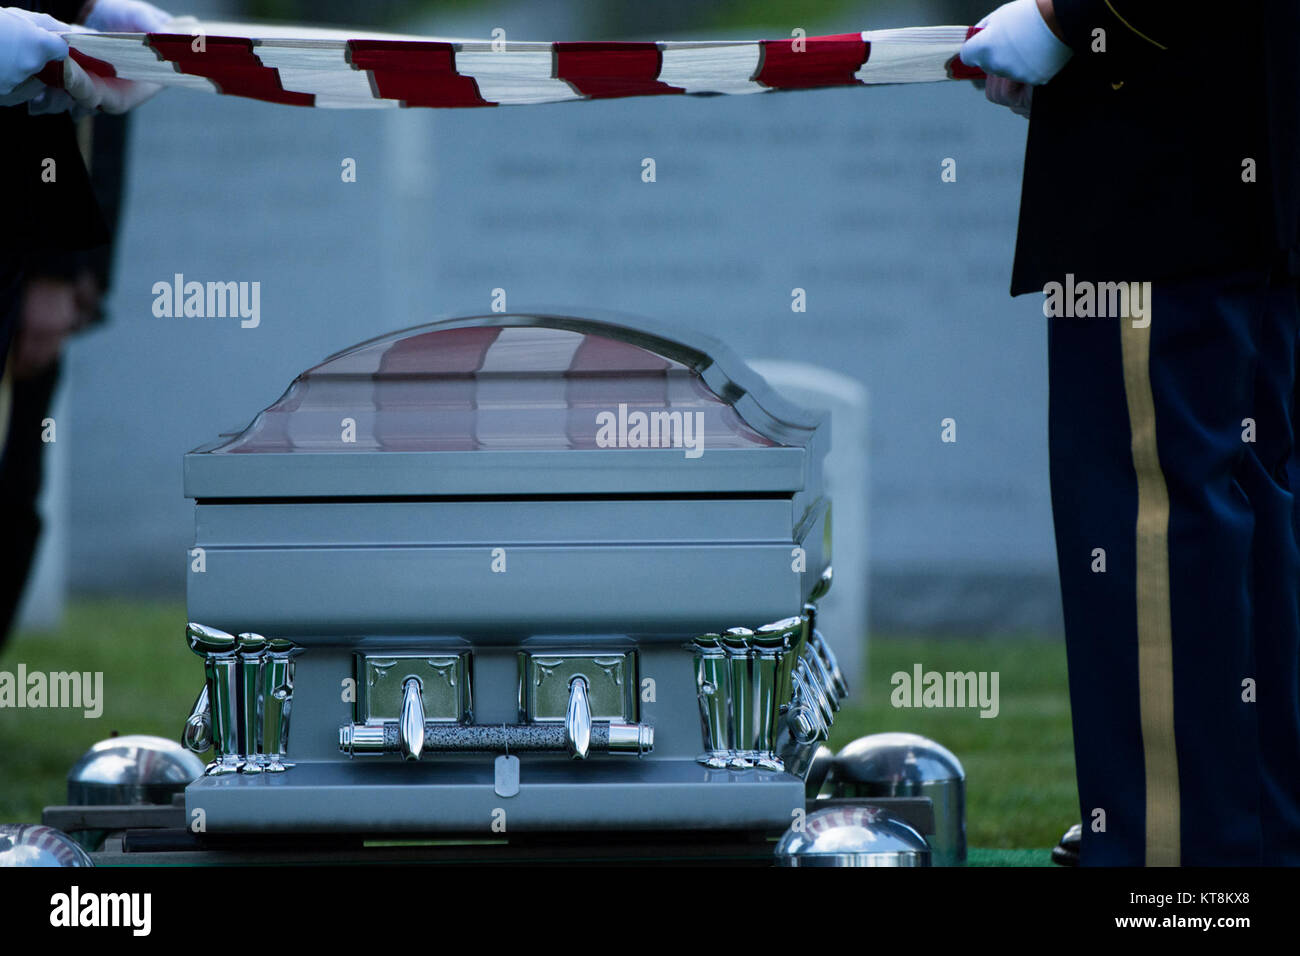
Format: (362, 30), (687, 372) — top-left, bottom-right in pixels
(182, 684), (212, 753)
(399, 676), (426, 761)
(692, 604), (846, 777)
(185, 623), (241, 776)
(565, 676), (592, 760)
(235, 632), (269, 774)
(185, 623), (301, 775)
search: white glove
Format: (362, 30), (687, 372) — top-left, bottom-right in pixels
(0, 6), (68, 96)
(59, 53), (161, 113)
(83, 0), (172, 33)
(960, 0), (1073, 86)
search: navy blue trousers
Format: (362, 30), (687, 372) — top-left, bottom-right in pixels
(1049, 268), (1300, 866)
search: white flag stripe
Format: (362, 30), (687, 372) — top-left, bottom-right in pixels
(454, 50), (581, 105)
(67, 33), (218, 90)
(254, 45), (380, 101)
(857, 27), (968, 84)
(657, 43), (764, 95)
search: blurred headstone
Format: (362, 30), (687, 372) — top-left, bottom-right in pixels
(748, 359), (869, 689)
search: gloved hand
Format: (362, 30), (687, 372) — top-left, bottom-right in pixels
(960, 0), (1072, 86)
(40, 0), (172, 114)
(0, 6), (68, 96)
(59, 53), (162, 113)
(985, 74), (1033, 118)
(82, 0), (172, 33)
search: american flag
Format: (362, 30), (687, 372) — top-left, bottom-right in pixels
(43, 22), (984, 111)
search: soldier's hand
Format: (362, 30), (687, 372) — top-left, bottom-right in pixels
(0, 6), (69, 96)
(12, 275), (91, 382)
(960, 0), (1071, 87)
(984, 74), (1033, 118)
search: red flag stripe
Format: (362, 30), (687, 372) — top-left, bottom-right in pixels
(70, 48), (117, 78)
(946, 25), (986, 80)
(554, 42), (683, 100)
(346, 40), (492, 107)
(35, 59), (62, 87)
(147, 34), (313, 106)
(756, 33), (869, 90)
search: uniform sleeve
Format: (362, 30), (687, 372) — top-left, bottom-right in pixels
(1051, 0), (1211, 62)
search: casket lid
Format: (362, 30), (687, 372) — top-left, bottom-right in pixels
(184, 314), (827, 498)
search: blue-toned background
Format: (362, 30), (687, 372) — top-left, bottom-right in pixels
(29, 0), (1060, 636)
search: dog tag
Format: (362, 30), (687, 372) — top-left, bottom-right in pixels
(494, 754), (520, 797)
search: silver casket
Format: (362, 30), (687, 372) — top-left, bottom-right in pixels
(180, 313), (845, 834)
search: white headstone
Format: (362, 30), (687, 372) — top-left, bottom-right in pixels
(747, 359), (869, 689)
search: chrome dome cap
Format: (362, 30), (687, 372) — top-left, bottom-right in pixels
(67, 734), (205, 806)
(0, 825), (94, 867)
(832, 732), (964, 786)
(829, 733), (966, 866)
(775, 805), (931, 867)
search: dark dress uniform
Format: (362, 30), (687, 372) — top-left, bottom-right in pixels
(0, 0), (110, 370)
(1014, 0), (1300, 864)
(1, 1), (125, 645)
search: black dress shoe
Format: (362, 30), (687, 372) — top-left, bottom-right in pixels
(1051, 823), (1081, 866)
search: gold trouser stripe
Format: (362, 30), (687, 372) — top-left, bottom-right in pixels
(1119, 315), (1181, 866)
(1104, 0), (1170, 51)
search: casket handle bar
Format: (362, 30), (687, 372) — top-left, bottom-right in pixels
(183, 623), (302, 775)
(342, 655), (650, 760)
(338, 719), (654, 758)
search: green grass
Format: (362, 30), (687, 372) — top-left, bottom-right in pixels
(0, 601), (198, 822)
(829, 637), (1078, 856)
(0, 603), (1077, 864)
